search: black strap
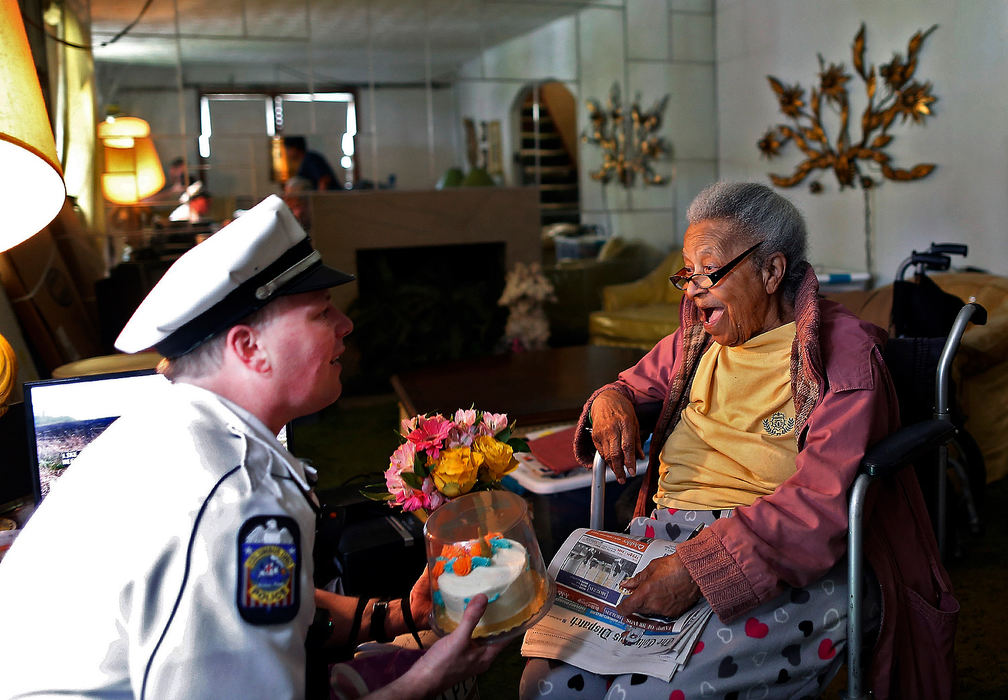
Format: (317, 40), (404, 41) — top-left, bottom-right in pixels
(371, 598), (393, 643)
(401, 595), (425, 649)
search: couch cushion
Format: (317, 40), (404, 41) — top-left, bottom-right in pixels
(589, 303), (679, 347)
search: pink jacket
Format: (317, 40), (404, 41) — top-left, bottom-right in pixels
(574, 266), (957, 698)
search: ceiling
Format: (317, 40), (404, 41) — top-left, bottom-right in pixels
(87, 0), (592, 83)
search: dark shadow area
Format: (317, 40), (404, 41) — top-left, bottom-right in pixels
(344, 243), (508, 395)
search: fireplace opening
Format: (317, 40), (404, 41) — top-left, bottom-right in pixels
(346, 242), (508, 393)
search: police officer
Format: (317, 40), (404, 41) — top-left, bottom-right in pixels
(0, 196), (500, 698)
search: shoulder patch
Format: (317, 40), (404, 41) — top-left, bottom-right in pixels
(237, 515), (301, 624)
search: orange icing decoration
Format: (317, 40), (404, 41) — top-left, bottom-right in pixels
(441, 544), (468, 560)
(453, 555), (473, 576)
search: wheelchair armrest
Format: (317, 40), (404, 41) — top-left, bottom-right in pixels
(860, 419), (955, 479)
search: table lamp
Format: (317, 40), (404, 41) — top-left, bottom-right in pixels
(0, 0), (67, 414)
(99, 116), (165, 204)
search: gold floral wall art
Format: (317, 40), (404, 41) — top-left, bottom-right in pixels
(758, 23), (938, 193)
(583, 82), (671, 187)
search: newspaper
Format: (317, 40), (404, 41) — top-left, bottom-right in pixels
(521, 528), (713, 681)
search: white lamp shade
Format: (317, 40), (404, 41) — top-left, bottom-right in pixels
(0, 0), (66, 251)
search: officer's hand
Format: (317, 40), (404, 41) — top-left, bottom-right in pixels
(364, 595), (505, 700)
(407, 569), (434, 631)
(589, 389), (643, 484)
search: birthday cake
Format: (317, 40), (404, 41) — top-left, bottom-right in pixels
(432, 533), (548, 637)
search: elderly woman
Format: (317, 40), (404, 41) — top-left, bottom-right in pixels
(521, 182), (956, 699)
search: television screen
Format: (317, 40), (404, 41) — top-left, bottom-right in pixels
(23, 370), (290, 504)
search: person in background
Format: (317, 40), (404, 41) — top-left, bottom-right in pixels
(284, 135), (339, 191)
(166, 156), (190, 193)
(0, 195), (503, 699)
(284, 175), (315, 231)
(521, 181), (956, 699)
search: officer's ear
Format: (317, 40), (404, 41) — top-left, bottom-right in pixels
(226, 324), (271, 374)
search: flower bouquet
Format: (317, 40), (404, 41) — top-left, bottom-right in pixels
(364, 409), (530, 519)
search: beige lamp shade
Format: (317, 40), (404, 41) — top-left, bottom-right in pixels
(0, 0), (67, 251)
(101, 133), (166, 204)
(97, 116), (151, 148)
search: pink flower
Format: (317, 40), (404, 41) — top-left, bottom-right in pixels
(400, 416), (419, 435)
(406, 414), (454, 459)
(479, 412), (509, 437)
(454, 408), (477, 429)
(401, 490), (427, 512)
(450, 409), (478, 446)
(389, 440), (416, 474)
(384, 464), (410, 502)
(422, 479), (446, 510)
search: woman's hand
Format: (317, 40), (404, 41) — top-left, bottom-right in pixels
(615, 553), (701, 619)
(589, 389), (643, 484)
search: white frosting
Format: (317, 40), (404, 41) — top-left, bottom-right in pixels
(437, 539), (532, 627)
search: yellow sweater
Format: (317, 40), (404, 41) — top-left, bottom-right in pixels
(655, 322), (798, 510)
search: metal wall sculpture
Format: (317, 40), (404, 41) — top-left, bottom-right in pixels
(758, 23), (938, 193)
(583, 83), (671, 187)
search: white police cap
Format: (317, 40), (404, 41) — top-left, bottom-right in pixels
(115, 194), (353, 358)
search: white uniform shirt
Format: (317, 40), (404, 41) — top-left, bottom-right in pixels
(0, 383), (318, 699)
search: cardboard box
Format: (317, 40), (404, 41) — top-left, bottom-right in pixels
(0, 226), (102, 375)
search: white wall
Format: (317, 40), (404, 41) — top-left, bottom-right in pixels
(457, 0), (718, 253)
(716, 0), (1008, 281)
(356, 86), (461, 191)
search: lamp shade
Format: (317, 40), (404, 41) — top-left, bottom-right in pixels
(97, 116), (151, 149)
(101, 133), (166, 204)
(0, 0), (66, 252)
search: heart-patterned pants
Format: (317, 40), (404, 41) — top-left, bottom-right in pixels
(520, 508), (880, 700)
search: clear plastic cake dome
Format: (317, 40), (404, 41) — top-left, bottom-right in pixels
(424, 490), (555, 642)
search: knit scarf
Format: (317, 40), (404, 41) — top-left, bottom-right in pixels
(633, 263), (824, 517)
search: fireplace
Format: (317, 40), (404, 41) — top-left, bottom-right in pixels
(346, 242), (508, 392)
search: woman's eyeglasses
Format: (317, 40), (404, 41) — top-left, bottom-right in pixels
(669, 241), (763, 291)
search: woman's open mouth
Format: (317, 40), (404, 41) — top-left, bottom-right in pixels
(701, 306), (725, 327)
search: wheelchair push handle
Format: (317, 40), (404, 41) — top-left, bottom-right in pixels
(927, 242), (968, 257)
(894, 242), (969, 282)
(935, 301), (987, 418)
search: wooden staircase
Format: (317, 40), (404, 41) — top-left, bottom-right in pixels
(519, 100), (580, 227)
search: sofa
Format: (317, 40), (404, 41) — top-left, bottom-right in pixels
(544, 238), (660, 346)
(587, 250), (684, 349)
(828, 272), (1008, 484)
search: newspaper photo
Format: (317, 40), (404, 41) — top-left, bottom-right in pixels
(521, 528), (713, 681)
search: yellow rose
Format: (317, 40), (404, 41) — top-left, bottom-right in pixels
(431, 447), (483, 497)
(472, 435), (518, 482)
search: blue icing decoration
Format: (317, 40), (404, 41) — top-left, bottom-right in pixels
(472, 556), (491, 568)
(490, 537), (511, 550)
(444, 558), (455, 574)
(432, 590), (443, 607)
(487, 593), (501, 604)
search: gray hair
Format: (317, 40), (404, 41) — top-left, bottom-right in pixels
(158, 302), (281, 382)
(686, 181), (808, 301)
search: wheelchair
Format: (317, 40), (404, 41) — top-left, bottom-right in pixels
(586, 297), (987, 699)
(891, 243), (987, 558)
